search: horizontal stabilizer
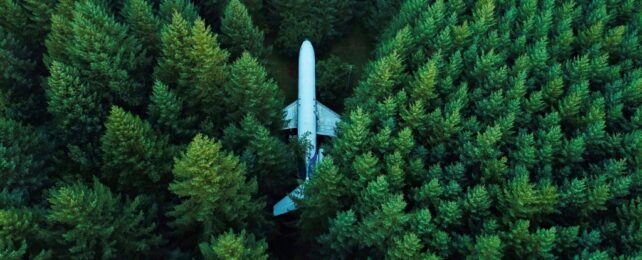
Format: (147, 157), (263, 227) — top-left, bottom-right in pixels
(273, 185), (304, 216)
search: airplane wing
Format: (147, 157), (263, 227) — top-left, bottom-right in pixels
(273, 185), (304, 216)
(316, 101), (341, 136)
(282, 101), (298, 129)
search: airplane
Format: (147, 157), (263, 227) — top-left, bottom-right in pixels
(273, 40), (341, 216)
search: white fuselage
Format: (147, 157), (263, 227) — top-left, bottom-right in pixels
(273, 40), (341, 216)
(297, 40), (317, 176)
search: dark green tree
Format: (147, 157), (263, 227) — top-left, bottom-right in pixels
(46, 0), (149, 107)
(222, 115), (295, 200)
(269, 0), (356, 56)
(168, 134), (265, 240)
(296, 157), (348, 239)
(158, 0), (199, 24)
(199, 230), (268, 260)
(224, 52), (284, 130)
(122, 0), (161, 58)
(317, 55), (359, 110)
(100, 106), (173, 195)
(0, 207), (50, 259)
(220, 0), (268, 60)
(46, 179), (162, 259)
(155, 14), (229, 128)
(46, 61), (106, 170)
(0, 118), (52, 199)
(359, 0), (404, 36)
(147, 81), (197, 142)
(0, 25), (47, 122)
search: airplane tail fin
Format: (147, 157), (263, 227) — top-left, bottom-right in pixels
(273, 185), (304, 216)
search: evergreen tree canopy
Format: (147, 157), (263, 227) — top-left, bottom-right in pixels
(100, 106), (173, 195)
(269, 0), (356, 56)
(4, 0), (642, 258)
(220, 0), (267, 60)
(0, 118), (52, 199)
(46, 179), (162, 259)
(299, 0), (642, 258)
(224, 52), (284, 130)
(168, 134), (265, 240)
(199, 229), (268, 260)
(155, 13), (229, 128)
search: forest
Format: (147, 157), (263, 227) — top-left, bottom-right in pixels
(2, 0), (642, 259)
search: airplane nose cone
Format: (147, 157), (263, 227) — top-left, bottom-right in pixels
(300, 40), (314, 54)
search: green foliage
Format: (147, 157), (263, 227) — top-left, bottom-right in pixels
(270, 0), (356, 56)
(100, 106), (173, 195)
(147, 81), (197, 142)
(220, 0), (268, 60)
(47, 179), (162, 259)
(223, 52), (284, 130)
(46, 0), (149, 107)
(155, 14), (229, 126)
(0, 207), (49, 259)
(168, 134), (265, 239)
(159, 0), (199, 24)
(222, 115), (295, 199)
(5, 0), (642, 258)
(46, 61), (105, 169)
(199, 230), (268, 260)
(317, 55), (359, 110)
(346, 52), (404, 111)
(0, 118), (51, 198)
(0, 25), (46, 122)
(0, 0), (56, 49)
(470, 235), (502, 260)
(122, 0), (161, 57)
(360, 0), (404, 36)
(297, 157), (347, 238)
(301, 0), (642, 258)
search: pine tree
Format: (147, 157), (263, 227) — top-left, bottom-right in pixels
(317, 55), (359, 110)
(154, 11), (191, 88)
(360, 0), (404, 36)
(470, 235), (502, 259)
(155, 14), (229, 126)
(122, 0), (161, 58)
(158, 0), (199, 24)
(147, 81), (197, 142)
(345, 52), (404, 111)
(0, 27), (41, 122)
(385, 233), (426, 260)
(47, 179), (162, 259)
(269, 0), (356, 56)
(0, 0), (54, 123)
(100, 106), (173, 195)
(0, 118), (52, 199)
(0, 207), (50, 259)
(199, 230), (268, 260)
(222, 115), (295, 199)
(168, 134), (265, 239)
(45, 0), (150, 109)
(224, 52), (284, 130)
(46, 61), (106, 169)
(317, 210), (358, 258)
(220, 0), (267, 60)
(44, 0), (75, 67)
(297, 157), (347, 239)
(0, 0), (56, 49)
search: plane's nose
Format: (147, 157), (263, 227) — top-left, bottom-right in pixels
(301, 39), (313, 51)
